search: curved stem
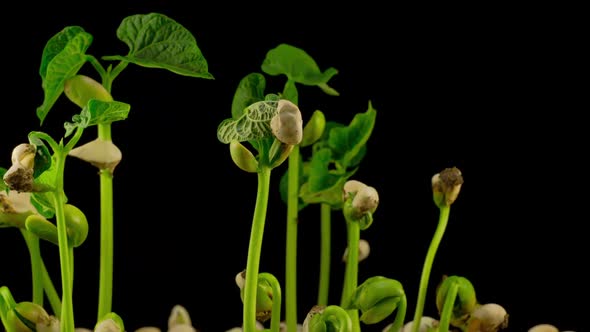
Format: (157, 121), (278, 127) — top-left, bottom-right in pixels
(285, 145), (300, 332)
(41, 261), (61, 317)
(386, 294), (407, 332)
(259, 273), (282, 332)
(244, 166), (272, 332)
(323, 305), (353, 332)
(317, 203), (332, 306)
(411, 205), (451, 332)
(341, 220), (360, 332)
(20, 229), (43, 306)
(438, 282), (458, 332)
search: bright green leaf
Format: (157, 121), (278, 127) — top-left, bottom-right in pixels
(282, 79), (298, 104)
(299, 172), (356, 208)
(27, 138), (52, 179)
(299, 148), (358, 207)
(231, 73), (266, 119)
(0, 168), (7, 192)
(64, 100), (131, 137)
(38, 26), (86, 80)
(261, 43), (339, 95)
(30, 163), (60, 219)
(37, 29), (93, 124)
(103, 12), (213, 79)
(329, 101), (377, 169)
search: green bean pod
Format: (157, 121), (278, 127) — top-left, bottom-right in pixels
(24, 204), (88, 247)
(300, 110), (326, 147)
(64, 75), (113, 108)
(5, 301), (57, 332)
(229, 140), (259, 173)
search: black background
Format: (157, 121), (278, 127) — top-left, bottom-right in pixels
(1, 1), (585, 331)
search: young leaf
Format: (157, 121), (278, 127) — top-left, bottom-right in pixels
(261, 43), (339, 95)
(64, 100), (131, 137)
(328, 102), (377, 169)
(103, 12), (213, 79)
(30, 162), (60, 219)
(217, 95), (280, 144)
(282, 79), (298, 104)
(299, 147), (358, 207)
(232, 73), (266, 119)
(27, 139), (52, 179)
(38, 26), (86, 80)
(0, 167), (7, 192)
(299, 170), (357, 208)
(37, 28), (93, 124)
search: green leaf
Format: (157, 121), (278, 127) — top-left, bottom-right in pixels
(103, 12), (213, 79)
(231, 73), (266, 120)
(282, 79), (298, 104)
(29, 156), (60, 219)
(217, 94), (280, 144)
(38, 26), (86, 80)
(28, 139), (52, 179)
(299, 172), (356, 208)
(261, 43), (339, 95)
(64, 100), (131, 137)
(25, 215), (58, 246)
(299, 148), (358, 207)
(328, 101), (377, 169)
(0, 167), (7, 192)
(37, 28), (93, 124)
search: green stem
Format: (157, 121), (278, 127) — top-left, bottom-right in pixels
(411, 205), (451, 332)
(317, 203), (331, 306)
(285, 145), (300, 332)
(244, 166), (272, 332)
(323, 305), (353, 331)
(438, 282), (458, 332)
(341, 220), (360, 332)
(386, 295), (407, 332)
(259, 273), (282, 332)
(41, 261), (61, 317)
(97, 123), (114, 321)
(52, 152), (75, 332)
(20, 229), (43, 306)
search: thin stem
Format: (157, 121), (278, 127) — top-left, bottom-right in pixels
(285, 145), (300, 332)
(52, 152), (75, 332)
(438, 282), (459, 332)
(259, 273), (282, 332)
(411, 205), (451, 332)
(386, 295), (407, 332)
(41, 261), (61, 317)
(243, 166), (272, 332)
(96, 123), (114, 321)
(317, 203), (332, 306)
(20, 229), (43, 306)
(341, 220), (361, 332)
